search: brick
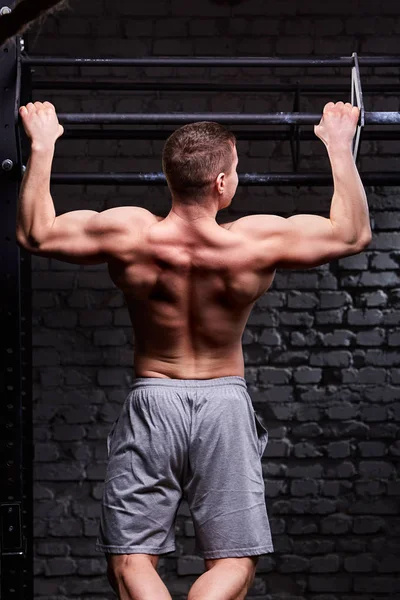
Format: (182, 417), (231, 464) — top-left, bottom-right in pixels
(79, 310), (113, 327)
(344, 554), (378, 573)
(388, 329), (400, 346)
(53, 425), (87, 442)
(359, 461), (394, 478)
(353, 516), (386, 534)
(344, 272), (400, 288)
(356, 329), (385, 346)
(319, 291), (352, 309)
(347, 309), (383, 326)
(33, 349), (61, 367)
(114, 308), (132, 327)
(177, 556), (204, 576)
(360, 290), (388, 307)
(278, 554), (309, 573)
(257, 292), (286, 308)
(97, 368), (133, 387)
(274, 272), (318, 290)
(265, 479), (287, 498)
(310, 351), (352, 368)
(293, 367), (322, 384)
(42, 310), (78, 329)
(294, 442), (322, 458)
(321, 514), (353, 535)
(35, 443), (60, 462)
(287, 291), (319, 309)
(342, 367), (387, 384)
(383, 309), (400, 325)
(292, 422), (323, 437)
(48, 519), (83, 537)
(278, 312), (314, 327)
(371, 252), (399, 270)
(315, 309), (345, 325)
(45, 558), (77, 576)
(309, 554), (341, 573)
(338, 254), (368, 270)
(290, 330), (320, 346)
(258, 367), (291, 385)
(374, 211), (400, 229)
(77, 559), (106, 576)
(360, 405), (387, 421)
(322, 330), (354, 347)
(290, 479), (319, 497)
(326, 441), (351, 459)
(93, 329), (127, 346)
(263, 440), (291, 458)
(325, 462), (357, 479)
(33, 272), (76, 290)
(365, 349), (400, 366)
(35, 462), (85, 482)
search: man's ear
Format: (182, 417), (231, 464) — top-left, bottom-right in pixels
(216, 172), (225, 194)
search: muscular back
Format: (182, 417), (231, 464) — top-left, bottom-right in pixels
(107, 214), (276, 379)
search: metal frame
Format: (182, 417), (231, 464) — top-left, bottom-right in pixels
(20, 51), (400, 184)
(0, 28), (33, 600)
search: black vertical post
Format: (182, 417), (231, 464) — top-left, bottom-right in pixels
(0, 11), (33, 600)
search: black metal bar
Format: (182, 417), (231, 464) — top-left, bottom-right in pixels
(21, 55), (400, 67)
(61, 129), (400, 141)
(289, 82), (301, 171)
(55, 111), (400, 126)
(30, 81), (400, 93)
(0, 30), (32, 600)
(49, 172), (400, 186)
(56, 112), (321, 125)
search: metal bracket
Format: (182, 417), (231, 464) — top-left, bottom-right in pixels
(0, 503), (24, 556)
(351, 52), (365, 162)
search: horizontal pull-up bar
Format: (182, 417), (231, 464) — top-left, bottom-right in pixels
(49, 172), (400, 186)
(22, 55), (400, 67)
(56, 112), (400, 125)
(62, 129), (400, 142)
(32, 80), (400, 94)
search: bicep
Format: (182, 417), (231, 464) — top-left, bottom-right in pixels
(34, 210), (105, 264)
(234, 214), (358, 269)
(272, 214), (352, 269)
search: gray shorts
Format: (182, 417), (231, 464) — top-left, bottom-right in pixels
(96, 376), (273, 559)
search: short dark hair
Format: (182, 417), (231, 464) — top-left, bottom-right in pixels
(162, 121), (236, 201)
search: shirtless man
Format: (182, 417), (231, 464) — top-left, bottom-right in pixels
(17, 101), (370, 600)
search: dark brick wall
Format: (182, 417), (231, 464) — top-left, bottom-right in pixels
(28, 1), (400, 598)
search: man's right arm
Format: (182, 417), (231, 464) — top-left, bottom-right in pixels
(231, 102), (372, 269)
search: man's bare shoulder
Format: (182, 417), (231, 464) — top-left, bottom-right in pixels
(98, 206), (162, 225)
(220, 214), (286, 237)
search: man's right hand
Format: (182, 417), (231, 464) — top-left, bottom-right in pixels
(314, 101), (360, 149)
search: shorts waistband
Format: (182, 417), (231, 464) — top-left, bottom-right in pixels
(131, 376), (247, 389)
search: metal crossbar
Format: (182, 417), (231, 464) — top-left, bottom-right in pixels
(56, 112), (400, 125)
(50, 172), (400, 186)
(21, 55), (400, 67)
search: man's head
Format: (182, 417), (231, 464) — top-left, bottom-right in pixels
(162, 121), (238, 208)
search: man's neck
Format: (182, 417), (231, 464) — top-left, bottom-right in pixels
(167, 202), (219, 224)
